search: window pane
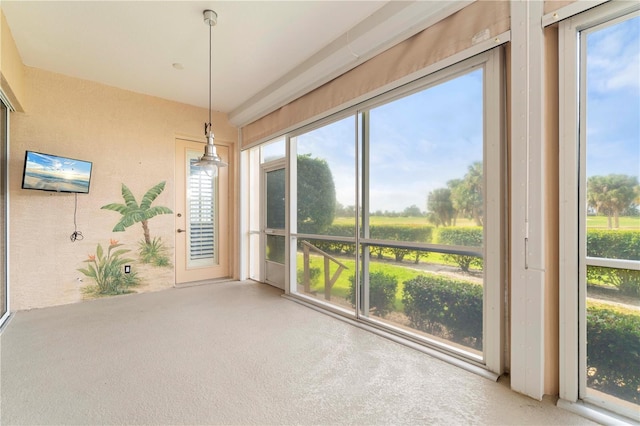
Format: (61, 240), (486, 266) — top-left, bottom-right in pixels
(584, 15), (640, 407)
(188, 156), (217, 266)
(266, 168), (285, 229)
(363, 69), (486, 359)
(294, 116), (357, 235)
(368, 69), (484, 248)
(266, 235), (285, 264)
(261, 138), (285, 163)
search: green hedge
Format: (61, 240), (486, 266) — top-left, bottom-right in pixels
(306, 224), (356, 255)
(347, 271), (398, 317)
(306, 224), (433, 262)
(435, 227), (484, 272)
(587, 304), (640, 404)
(586, 229), (640, 297)
(402, 274), (483, 350)
(586, 229), (640, 260)
(370, 225), (433, 262)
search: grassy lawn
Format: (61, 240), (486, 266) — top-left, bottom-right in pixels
(585, 215), (639, 229)
(587, 299), (640, 316)
(334, 215), (639, 229)
(332, 216), (478, 227)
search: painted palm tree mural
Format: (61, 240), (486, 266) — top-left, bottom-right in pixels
(102, 181), (173, 266)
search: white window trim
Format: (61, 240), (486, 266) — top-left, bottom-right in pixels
(559, 1), (640, 422)
(510, 0), (546, 401)
(542, 0), (609, 28)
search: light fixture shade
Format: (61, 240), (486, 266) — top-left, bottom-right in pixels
(194, 135), (228, 169)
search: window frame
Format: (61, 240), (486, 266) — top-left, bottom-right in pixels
(0, 99), (9, 328)
(558, 1), (640, 420)
(286, 49), (505, 373)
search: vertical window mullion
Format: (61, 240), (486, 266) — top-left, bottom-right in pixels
(359, 110), (370, 318)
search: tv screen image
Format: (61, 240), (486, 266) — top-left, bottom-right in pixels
(22, 151), (93, 194)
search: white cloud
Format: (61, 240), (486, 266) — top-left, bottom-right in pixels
(587, 17), (640, 93)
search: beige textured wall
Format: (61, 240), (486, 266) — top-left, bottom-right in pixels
(0, 10), (26, 111)
(9, 67), (236, 310)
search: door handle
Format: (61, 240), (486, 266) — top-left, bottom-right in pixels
(177, 229), (186, 233)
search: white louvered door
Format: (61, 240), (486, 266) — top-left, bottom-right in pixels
(175, 138), (229, 284)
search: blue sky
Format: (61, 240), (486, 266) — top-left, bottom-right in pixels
(586, 15), (640, 179)
(297, 70), (483, 212)
(295, 15), (639, 213)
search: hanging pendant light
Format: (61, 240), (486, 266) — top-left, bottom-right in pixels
(193, 9), (227, 173)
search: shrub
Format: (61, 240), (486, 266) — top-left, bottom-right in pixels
(402, 274), (483, 349)
(587, 304), (640, 404)
(590, 267), (640, 298)
(347, 271), (398, 318)
(435, 227), (483, 272)
(310, 224), (356, 255)
(308, 224), (433, 262)
(615, 269), (640, 297)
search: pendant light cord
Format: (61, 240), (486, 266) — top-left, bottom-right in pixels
(208, 20), (212, 134)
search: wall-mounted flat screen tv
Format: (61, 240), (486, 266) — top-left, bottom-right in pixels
(22, 151), (93, 194)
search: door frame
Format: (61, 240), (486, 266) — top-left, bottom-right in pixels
(175, 136), (233, 284)
(261, 158), (287, 289)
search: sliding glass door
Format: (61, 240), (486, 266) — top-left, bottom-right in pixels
(361, 67), (487, 358)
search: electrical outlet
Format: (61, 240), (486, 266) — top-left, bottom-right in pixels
(124, 265), (131, 274)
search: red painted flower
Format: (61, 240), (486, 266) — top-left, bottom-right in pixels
(88, 254), (96, 261)
(109, 239), (118, 246)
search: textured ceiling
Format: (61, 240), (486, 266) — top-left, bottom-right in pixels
(2, 1), (387, 118)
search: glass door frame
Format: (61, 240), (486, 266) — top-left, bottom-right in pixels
(261, 158), (287, 290)
(559, 2), (640, 420)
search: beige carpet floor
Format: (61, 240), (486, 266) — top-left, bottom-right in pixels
(1, 280), (594, 425)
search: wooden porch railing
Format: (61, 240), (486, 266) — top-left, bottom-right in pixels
(300, 240), (348, 301)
